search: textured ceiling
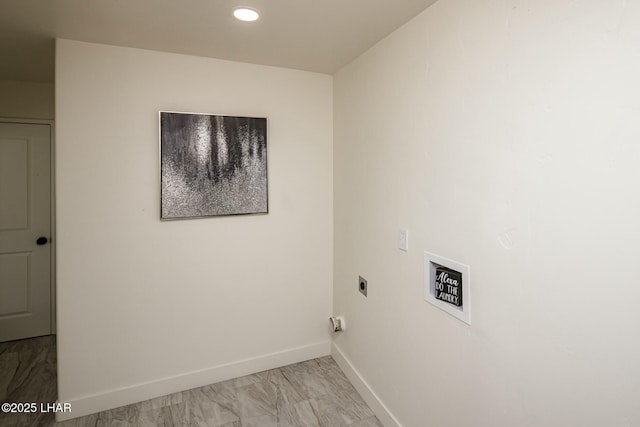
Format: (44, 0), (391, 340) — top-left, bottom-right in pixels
(0, 0), (439, 83)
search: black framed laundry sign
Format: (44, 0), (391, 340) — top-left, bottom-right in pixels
(424, 252), (471, 324)
(434, 266), (462, 307)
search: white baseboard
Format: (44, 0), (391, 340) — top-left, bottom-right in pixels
(56, 340), (331, 422)
(332, 343), (402, 427)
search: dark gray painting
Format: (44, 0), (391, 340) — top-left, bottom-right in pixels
(160, 112), (268, 219)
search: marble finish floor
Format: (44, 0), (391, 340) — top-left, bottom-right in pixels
(1, 335), (382, 427)
(0, 335), (57, 427)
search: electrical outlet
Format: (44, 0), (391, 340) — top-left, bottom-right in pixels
(358, 276), (368, 297)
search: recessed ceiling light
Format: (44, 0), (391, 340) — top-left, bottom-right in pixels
(233, 7), (260, 22)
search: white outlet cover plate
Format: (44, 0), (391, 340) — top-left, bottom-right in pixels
(424, 251), (471, 324)
(398, 229), (409, 251)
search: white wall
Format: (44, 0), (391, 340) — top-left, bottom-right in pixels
(333, 1), (640, 426)
(55, 39), (333, 419)
(0, 79), (54, 120)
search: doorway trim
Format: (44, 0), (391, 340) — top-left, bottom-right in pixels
(0, 117), (56, 334)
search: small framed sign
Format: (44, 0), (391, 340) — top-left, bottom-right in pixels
(434, 266), (462, 307)
(424, 252), (471, 324)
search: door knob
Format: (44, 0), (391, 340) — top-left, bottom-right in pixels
(36, 237), (48, 245)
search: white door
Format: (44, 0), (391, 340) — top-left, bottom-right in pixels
(0, 122), (51, 342)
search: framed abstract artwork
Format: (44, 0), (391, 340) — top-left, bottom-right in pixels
(160, 111), (268, 219)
